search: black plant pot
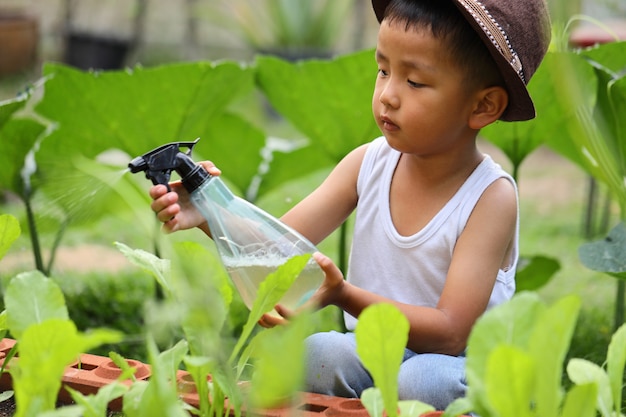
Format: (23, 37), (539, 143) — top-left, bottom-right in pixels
(64, 31), (130, 70)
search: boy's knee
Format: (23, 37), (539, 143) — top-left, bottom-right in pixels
(397, 354), (466, 410)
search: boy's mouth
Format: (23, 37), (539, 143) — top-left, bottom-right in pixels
(380, 115), (398, 130)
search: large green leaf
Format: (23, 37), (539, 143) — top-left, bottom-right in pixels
(580, 41), (626, 77)
(481, 52), (577, 174)
(255, 49), (380, 194)
(32, 62), (259, 223)
(4, 271), (69, 340)
(0, 116), (46, 196)
(579, 221), (626, 278)
(0, 214), (20, 261)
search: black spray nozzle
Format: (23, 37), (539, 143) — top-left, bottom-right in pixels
(128, 138), (210, 193)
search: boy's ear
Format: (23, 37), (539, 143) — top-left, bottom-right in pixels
(469, 86), (509, 129)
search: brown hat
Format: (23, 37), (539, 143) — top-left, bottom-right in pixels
(371, 0), (552, 121)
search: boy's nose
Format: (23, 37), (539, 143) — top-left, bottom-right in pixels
(378, 83), (400, 109)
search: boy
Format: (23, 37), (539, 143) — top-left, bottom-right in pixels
(149, 0), (551, 410)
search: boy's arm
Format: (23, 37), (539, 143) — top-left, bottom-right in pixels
(314, 177), (517, 355)
(280, 143), (368, 245)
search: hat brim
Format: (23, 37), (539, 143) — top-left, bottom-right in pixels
(371, 0), (536, 121)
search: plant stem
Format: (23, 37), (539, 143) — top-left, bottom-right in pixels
(24, 195), (45, 274)
(616, 280), (625, 331)
(338, 221), (348, 273)
(46, 218), (69, 275)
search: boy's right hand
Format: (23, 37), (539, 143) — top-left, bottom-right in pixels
(149, 161), (220, 234)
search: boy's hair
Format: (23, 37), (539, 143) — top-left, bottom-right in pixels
(373, 0), (552, 122)
(383, 0), (504, 95)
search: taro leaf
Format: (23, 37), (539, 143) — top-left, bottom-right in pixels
(114, 241), (173, 297)
(480, 52), (576, 175)
(4, 271), (69, 340)
(355, 303), (409, 417)
(0, 214), (20, 261)
(249, 312), (313, 409)
(485, 346), (535, 417)
(528, 295), (580, 417)
(515, 254), (560, 292)
(579, 222), (626, 278)
(560, 383), (598, 417)
(541, 52), (604, 176)
(255, 49), (380, 195)
(606, 324), (626, 413)
(13, 318), (122, 417)
(580, 41), (626, 80)
(229, 253), (310, 363)
(544, 48), (626, 215)
(0, 94), (27, 126)
(0, 117), (46, 197)
(567, 359), (613, 416)
(34, 61), (260, 217)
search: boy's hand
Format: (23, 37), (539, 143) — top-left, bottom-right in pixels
(257, 252), (347, 328)
(149, 161), (220, 233)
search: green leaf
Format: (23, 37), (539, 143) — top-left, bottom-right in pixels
(560, 383), (598, 417)
(355, 303), (409, 417)
(580, 41), (626, 79)
(123, 338), (189, 417)
(528, 295), (580, 417)
(398, 400), (435, 417)
(515, 255), (560, 292)
(255, 49), (380, 164)
(482, 52), (575, 173)
(34, 61), (256, 221)
(567, 359), (612, 416)
(249, 313), (313, 409)
(12, 319), (121, 417)
(229, 253), (311, 363)
(579, 222), (626, 276)
(66, 382), (128, 417)
(466, 293), (544, 392)
(485, 346), (535, 417)
(606, 323), (626, 414)
(0, 214), (20, 261)
(361, 387), (384, 417)
(0, 117), (46, 197)
(4, 271), (69, 340)
(115, 242), (173, 297)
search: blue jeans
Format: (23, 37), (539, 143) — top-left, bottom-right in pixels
(304, 331), (467, 411)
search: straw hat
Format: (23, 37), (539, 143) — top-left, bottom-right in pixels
(371, 0), (552, 121)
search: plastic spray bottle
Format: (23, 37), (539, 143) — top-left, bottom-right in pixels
(128, 139), (324, 316)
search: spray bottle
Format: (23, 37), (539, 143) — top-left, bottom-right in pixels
(128, 139), (324, 316)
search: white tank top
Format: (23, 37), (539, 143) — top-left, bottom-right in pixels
(344, 137), (519, 330)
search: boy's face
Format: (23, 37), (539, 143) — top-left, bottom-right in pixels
(373, 20), (481, 155)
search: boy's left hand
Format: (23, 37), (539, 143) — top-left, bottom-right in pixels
(257, 252), (346, 328)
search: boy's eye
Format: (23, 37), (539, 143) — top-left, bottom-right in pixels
(408, 79), (423, 88)
(378, 68), (388, 77)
